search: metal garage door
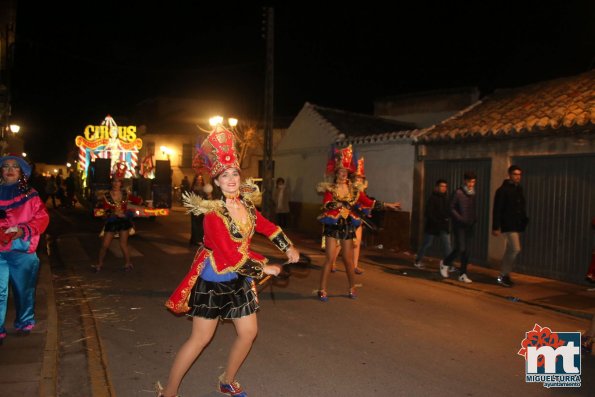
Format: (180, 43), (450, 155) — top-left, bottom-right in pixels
(514, 155), (595, 284)
(423, 159), (491, 265)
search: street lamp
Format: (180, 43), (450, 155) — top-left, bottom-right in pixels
(160, 145), (173, 160)
(9, 124), (20, 134)
(66, 162), (72, 168)
(208, 116), (238, 129)
(22, 152), (27, 157)
(209, 116), (224, 127)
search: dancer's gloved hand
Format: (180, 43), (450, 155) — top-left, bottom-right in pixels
(285, 246), (300, 263)
(263, 264), (282, 276)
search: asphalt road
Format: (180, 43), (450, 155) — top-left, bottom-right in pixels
(50, 208), (594, 397)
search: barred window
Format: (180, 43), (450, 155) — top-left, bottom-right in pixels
(182, 143), (193, 168)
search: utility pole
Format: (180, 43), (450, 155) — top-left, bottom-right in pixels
(261, 7), (275, 218)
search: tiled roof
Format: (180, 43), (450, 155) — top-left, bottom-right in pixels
(306, 103), (416, 143)
(418, 70), (595, 143)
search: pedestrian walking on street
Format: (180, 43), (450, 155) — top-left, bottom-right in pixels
(492, 165), (528, 287)
(414, 179), (453, 270)
(65, 170), (76, 208)
(0, 154), (49, 345)
(159, 124), (300, 397)
(55, 172), (66, 207)
(317, 145), (399, 301)
(441, 171), (477, 283)
(272, 177), (290, 228)
(180, 175), (190, 195)
(29, 164), (48, 205)
(93, 177), (142, 272)
(272, 177), (292, 279)
(45, 175), (58, 208)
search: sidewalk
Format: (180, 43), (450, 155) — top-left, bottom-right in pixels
(284, 230), (595, 321)
(0, 250), (57, 397)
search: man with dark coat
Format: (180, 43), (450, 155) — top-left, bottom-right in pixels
(442, 171), (477, 283)
(492, 165), (528, 287)
(414, 179), (452, 269)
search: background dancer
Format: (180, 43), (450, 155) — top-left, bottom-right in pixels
(329, 156), (378, 275)
(317, 145), (399, 302)
(93, 175), (142, 272)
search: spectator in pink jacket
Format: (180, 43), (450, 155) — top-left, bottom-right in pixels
(0, 155), (49, 345)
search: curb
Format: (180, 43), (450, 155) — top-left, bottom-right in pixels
(284, 232), (595, 322)
(438, 276), (594, 321)
(39, 250), (58, 397)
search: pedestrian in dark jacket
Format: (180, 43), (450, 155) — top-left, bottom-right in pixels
(414, 179), (452, 269)
(65, 171), (76, 208)
(442, 171), (477, 283)
(492, 165), (528, 287)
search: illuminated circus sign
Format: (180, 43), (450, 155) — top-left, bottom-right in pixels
(75, 115), (143, 179)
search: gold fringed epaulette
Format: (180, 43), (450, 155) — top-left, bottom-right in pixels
(316, 182), (333, 194)
(182, 191), (223, 215)
(240, 178), (262, 206)
(353, 180), (368, 192)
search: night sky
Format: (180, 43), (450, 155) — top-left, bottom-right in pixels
(11, 2), (595, 163)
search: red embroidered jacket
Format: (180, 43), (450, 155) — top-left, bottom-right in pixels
(166, 197), (292, 314)
(101, 190), (143, 218)
(317, 182), (376, 227)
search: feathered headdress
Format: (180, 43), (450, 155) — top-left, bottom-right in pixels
(183, 178), (262, 215)
(325, 144), (356, 175)
(112, 161), (128, 179)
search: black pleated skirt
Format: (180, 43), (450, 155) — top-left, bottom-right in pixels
(187, 276), (259, 320)
(322, 217), (356, 240)
(104, 218), (134, 232)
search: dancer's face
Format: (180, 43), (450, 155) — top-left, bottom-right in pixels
(1, 160), (21, 184)
(336, 169), (349, 183)
(216, 168), (241, 195)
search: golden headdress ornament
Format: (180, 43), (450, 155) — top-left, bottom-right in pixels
(355, 156), (365, 178)
(198, 124), (241, 178)
(325, 144), (356, 175)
